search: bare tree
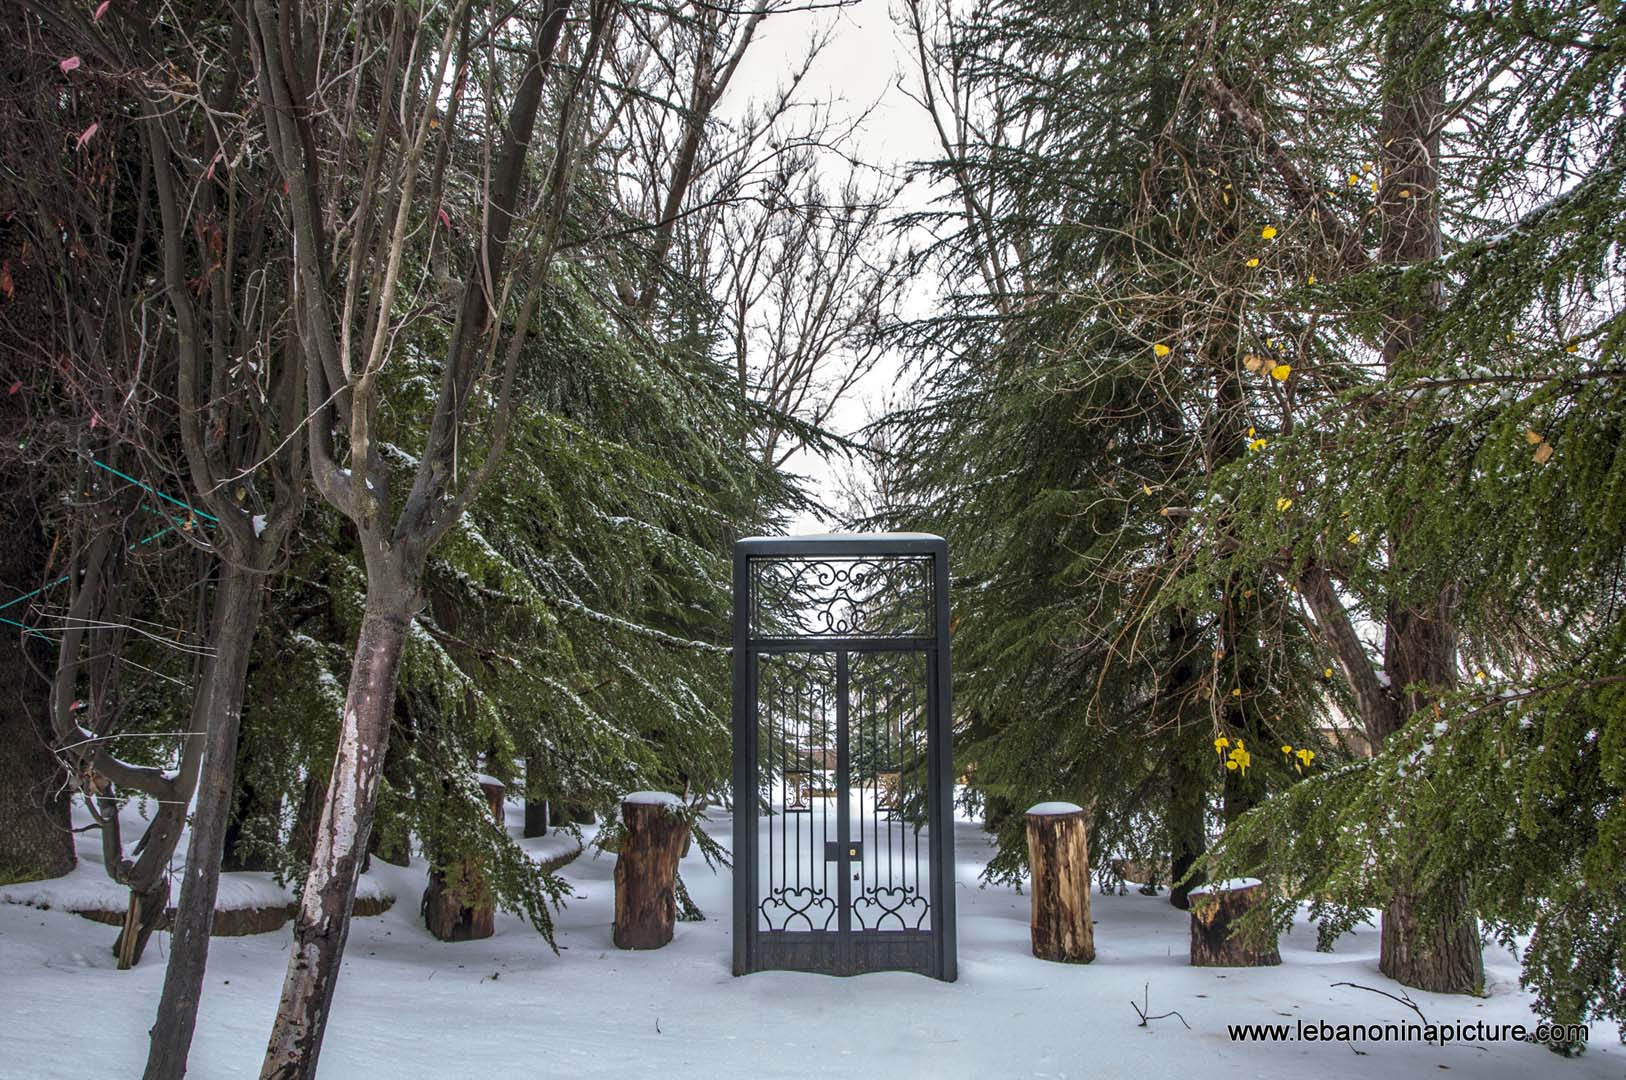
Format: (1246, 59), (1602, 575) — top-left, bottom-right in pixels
(244, 2), (619, 1074)
(713, 155), (904, 467)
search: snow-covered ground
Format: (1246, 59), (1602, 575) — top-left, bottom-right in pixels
(1, 802), (1617, 1079)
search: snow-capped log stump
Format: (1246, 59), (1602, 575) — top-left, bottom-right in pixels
(1188, 878), (1281, 967)
(1025, 802), (1095, 963)
(423, 776), (506, 942)
(613, 792), (689, 950)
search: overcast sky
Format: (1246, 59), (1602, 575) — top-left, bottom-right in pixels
(728, 0), (946, 533)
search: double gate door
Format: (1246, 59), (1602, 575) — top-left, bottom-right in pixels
(732, 536), (956, 980)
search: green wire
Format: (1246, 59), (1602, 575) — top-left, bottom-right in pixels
(85, 456), (219, 524)
(0, 461), (203, 634)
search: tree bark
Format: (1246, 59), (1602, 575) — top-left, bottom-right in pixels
(613, 795), (688, 950)
(1188, 879), (1280, 967)
(1371, 0), (1482, 994)
(0, 489), (74, 887)
(522, 757), (547, 838)
(261, 600), (411, 1080)
(144, 563), (268, 1080)
(1025, 803), (1094, 963)
(1167, 753), (1206, 911)
(422, 777), (504, 942)
(223, 726), (279, 872)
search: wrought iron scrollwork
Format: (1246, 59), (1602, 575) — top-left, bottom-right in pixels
(750, 556), (933, 639)
(761, 887), (837, 932)
(852, 885), (930, 931)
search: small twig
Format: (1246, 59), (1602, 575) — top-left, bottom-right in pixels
(1131, 982), (1192, 1030)
(1330, 981), (1429, 1025)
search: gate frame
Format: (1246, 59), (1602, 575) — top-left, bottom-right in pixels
(730, 533), (957, 981)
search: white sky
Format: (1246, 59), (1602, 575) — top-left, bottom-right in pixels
(727, 0), (946, 533)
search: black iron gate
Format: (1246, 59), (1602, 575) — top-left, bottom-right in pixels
(731, 534), (956, 980)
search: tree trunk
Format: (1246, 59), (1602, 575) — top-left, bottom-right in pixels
(613, 794), (688, 950)
(522, 757), (547, 838)
(223, 725), (279, 872)
(523, 798), (548, 838)
(1167, 738), (1206, 911)
(1189, 879), (1280, 967)
(0, 490), (74, 886)
(1371, 0), (1482, 994)
(1381, 880), (1483, 993)
(422, 777), (504, 942)
(261, 600), (411, 1080)
(1025, 803), (1094, 963)
(143, 564), (267, 1080)
(114, 880), (170, 969)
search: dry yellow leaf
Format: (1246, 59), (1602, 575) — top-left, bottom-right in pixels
(1534, 441), (1555, 464)
(1244, 353), (1265, 373)
(1525, 430), (1544, 445)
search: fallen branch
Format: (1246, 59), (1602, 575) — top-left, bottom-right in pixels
(1330, 981), (1429, 1025)
(1131, 982), (1192, 1030)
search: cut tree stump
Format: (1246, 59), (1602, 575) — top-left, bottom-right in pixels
(423, 776), (506, 942)
(1026, 801), (1095, 963)
(1188, 878), (1281, 967)
(613, 791), (689, 950)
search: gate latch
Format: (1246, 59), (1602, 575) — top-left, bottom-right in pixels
(824, 840), (862, 862)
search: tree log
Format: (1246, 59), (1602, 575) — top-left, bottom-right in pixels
(1025, 802), (1094, 963)
(613, 792), (689, 950)
(1188, 878), (1281, 967)
(422, 777), (505, 942)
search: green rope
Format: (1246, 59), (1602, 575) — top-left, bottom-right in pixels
(85, 456), (219, 524)
(0, 456), (208, 633)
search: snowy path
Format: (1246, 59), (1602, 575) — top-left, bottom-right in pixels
(0, 805), (1617, 1079)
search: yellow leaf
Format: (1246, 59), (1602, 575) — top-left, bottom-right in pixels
(1565, 340), (1580, 353)
(1399, 188), (1411, 198)
(1244, 353), (1265, 373)
(1261, 225), (1278, 240)
(1153, 342), (1171, 357)
(1370, 180), (1378, 193)
(1142, 483), (1154, 495)
(1347, 531), (1360, 543)
(1276, 497), (1293, 511)
(1245, 257), (1260, 268)
(1525, 430), (1544, 445)
(1534, 441), (1555, 464)
(1249, 437), (1268, 452)
(1306, 274), (1316, 285)
(1247, 426), (1256, 438)
(1271, 363), (1292, 381)
(1231, 688), (1242, 697)
(1323, 667), (1334, 679)
(1348, 174), (1359, 186)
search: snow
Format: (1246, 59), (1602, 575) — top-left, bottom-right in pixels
(474, 773), (505, 788)
(1026, 801), (1083, 816)
(251, 513), (268, 538)
(0, 803), (394, 915)
(739, 532), (943, 544)
(1188, 877), (1264, 897)
(622, 790), (683, 807)
(0, 803), (1615, 1079)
